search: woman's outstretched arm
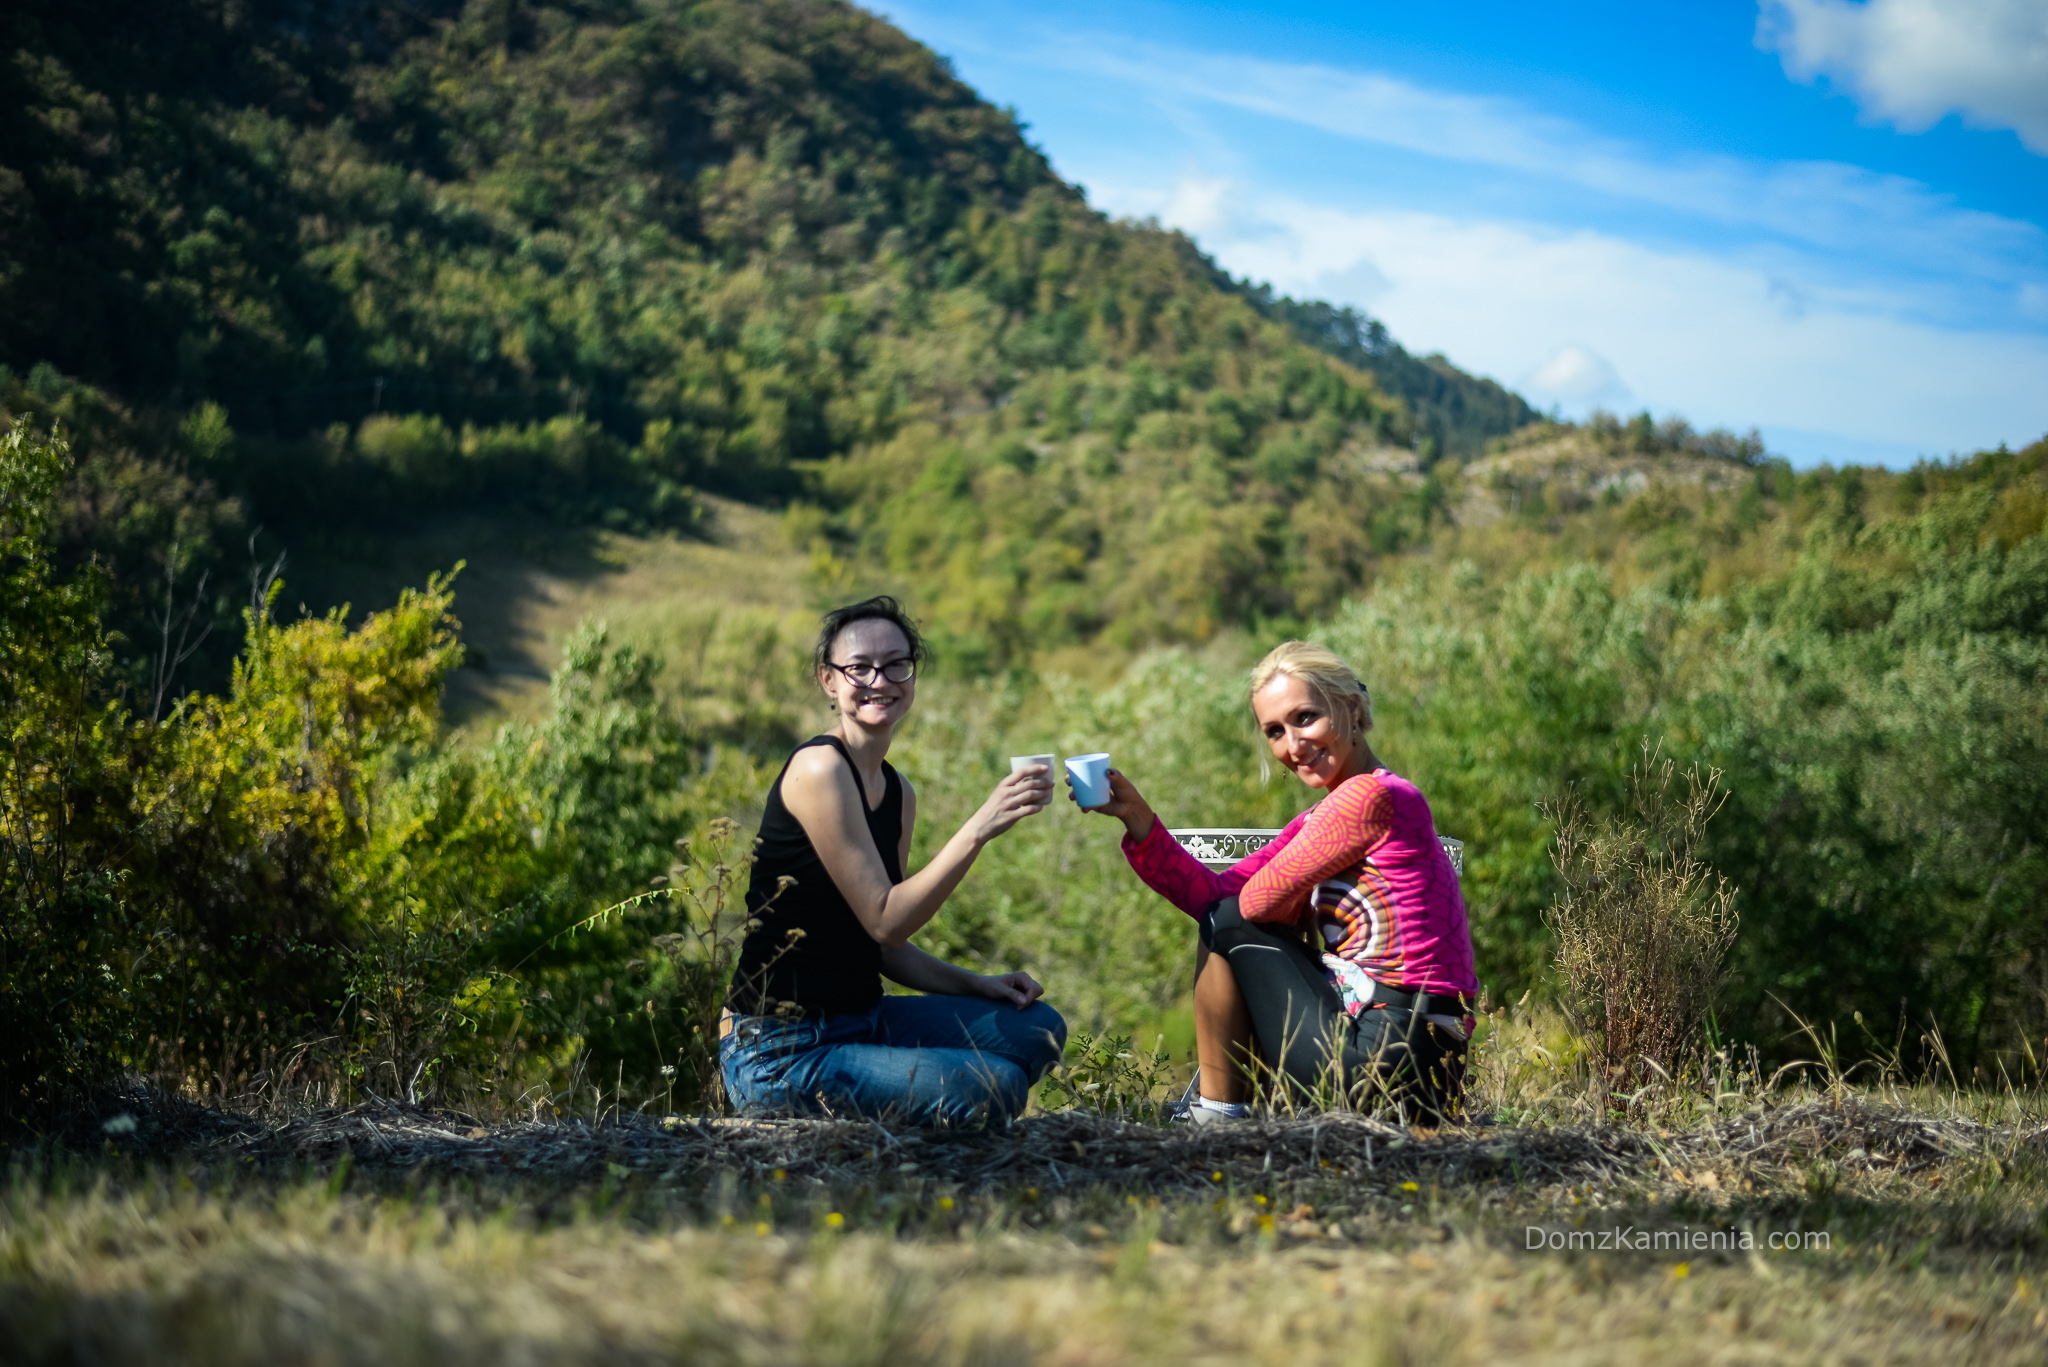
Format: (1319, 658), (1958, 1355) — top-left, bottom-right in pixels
(783, 752), (1051, 948)
(1080, 767), (1306, 918)
(874, 787), (1047, 1006)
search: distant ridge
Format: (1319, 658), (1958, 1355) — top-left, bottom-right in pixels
(1238, 288), (1538, 460)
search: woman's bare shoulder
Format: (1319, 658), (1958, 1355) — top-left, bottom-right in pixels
(783, 744), (853, 800)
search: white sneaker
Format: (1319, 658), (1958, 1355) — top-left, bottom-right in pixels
(1187, 1099), (1250, 1126)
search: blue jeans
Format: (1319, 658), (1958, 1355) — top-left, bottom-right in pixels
(721, 994), (1067, 1127)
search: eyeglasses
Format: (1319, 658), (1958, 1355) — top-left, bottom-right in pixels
(824, 657), (917, 686)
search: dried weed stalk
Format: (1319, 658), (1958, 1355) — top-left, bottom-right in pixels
(409, 816), (774, 1121)
(1544, 742), (1738, 1112)
(647, 817), (757, 1115)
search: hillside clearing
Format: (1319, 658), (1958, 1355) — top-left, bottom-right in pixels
(291, 494), (814, 734)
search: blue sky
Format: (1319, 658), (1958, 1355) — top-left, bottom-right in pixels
(873, 0), (2048, 467)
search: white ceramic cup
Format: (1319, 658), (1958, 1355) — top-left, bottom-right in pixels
(1065, 752), (1112, 808)
(1009, 753), (1055, 774)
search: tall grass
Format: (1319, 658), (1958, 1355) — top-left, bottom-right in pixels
(1543, 744), (1740, 1113)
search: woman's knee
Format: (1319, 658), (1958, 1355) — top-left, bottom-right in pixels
(1345, 1014), (1468, 1120)
(1199, 896), (1247, 952)
(911, 1056), (1032, 1127)
(986, 1057), (1035, 1121)
(1011, 1001), (1067, 1079)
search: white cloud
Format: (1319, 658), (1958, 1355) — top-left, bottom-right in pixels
(1524, 346), (1630, 405)
(1116, 177), (2048, 457)
(1160, 175), (1287, 246)
(1315, 256), (1394, 307)
(1759, 0), (2048, 153)
(1161, 176), (1233, 238)
(1061, 38), (2046, 293)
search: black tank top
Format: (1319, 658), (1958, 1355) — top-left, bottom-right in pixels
(727, 735), (902, 1018)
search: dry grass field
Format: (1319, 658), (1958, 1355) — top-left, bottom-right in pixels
(6, 1013), (2045, 1365)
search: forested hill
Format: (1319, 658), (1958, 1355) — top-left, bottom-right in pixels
(1, 0), (1539, 666)
(2, 0), (1527, 449)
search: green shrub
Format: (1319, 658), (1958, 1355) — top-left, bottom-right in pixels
(357, 414), (461, 494)
(0, 423), (144, 1116)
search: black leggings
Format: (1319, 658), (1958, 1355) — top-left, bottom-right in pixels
(1200, 897), (1466, 1121)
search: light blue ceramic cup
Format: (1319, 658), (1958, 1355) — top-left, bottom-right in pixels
(1065, 752), (1112, 808)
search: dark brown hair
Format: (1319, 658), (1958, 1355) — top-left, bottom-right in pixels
(813, 595), (927, 675)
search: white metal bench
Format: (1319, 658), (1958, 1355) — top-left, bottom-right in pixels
(1169, 828), (1464, 874)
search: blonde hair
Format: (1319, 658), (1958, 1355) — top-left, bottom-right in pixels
(1248, 640), (1373, 741)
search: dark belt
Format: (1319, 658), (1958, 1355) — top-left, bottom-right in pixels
(1368, 983), (1473, 1016)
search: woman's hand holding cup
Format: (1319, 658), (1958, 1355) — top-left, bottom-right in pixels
(972, 757), (1054, 845)
(1067, 763), (1156, 841)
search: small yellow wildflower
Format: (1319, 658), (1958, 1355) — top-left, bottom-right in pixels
(1399, 1181), (1420, 1193)
(753, 1221), (770, 1236)
(1670, 1262), (1691, 1279)
(826, 1212), (844, 1228)
(939, 1196), (955, 1210)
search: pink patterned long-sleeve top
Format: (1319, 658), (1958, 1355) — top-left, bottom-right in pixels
(1122, 768), (1478, 1001)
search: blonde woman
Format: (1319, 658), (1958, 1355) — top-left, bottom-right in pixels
(1075, 641), (1476, 1122)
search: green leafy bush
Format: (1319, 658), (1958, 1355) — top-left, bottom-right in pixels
(0, 423), (749, 1117)
(0, 423), (145, 1114)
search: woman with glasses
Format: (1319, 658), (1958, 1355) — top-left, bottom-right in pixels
(721, 596), (1066, 1126)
